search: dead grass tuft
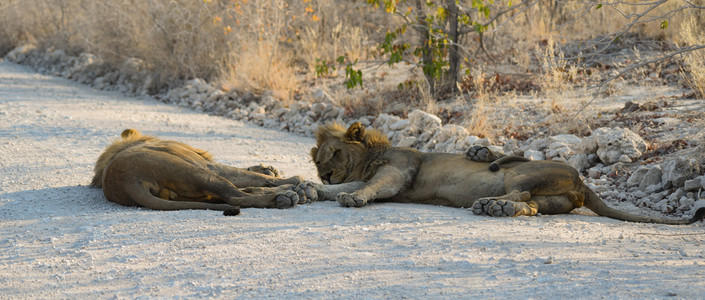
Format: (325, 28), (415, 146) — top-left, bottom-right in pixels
(679, 16), (705, 99)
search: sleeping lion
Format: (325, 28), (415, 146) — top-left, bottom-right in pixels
(310, 122), (705, 225)
(91, 129), (317, 215)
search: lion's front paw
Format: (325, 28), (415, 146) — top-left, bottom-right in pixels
(294, 181), (319, 204)
(336, 192), (368, 207)
(275, 190), (301, 208)
(466, 145), (499, 162)
(247, 164), (280, 177)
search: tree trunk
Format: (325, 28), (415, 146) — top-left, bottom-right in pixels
(446, 0), (460, 88)
(415, 0), (435, 96)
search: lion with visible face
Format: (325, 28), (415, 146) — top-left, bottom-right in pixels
(310, 122), (704, 225)
(92, 129), (316, 215)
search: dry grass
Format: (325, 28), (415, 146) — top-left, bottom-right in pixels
(457, 74), (491, 138)
(679, 16), (705, 99)
(0, 0), (702, 108)
(0, 0), (381, 97)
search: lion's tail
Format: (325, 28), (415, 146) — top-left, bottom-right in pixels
(124, 181), (241, 216)
(582, 185), (705, 225)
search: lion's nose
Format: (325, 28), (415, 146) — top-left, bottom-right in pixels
(320, 172), (332, 184)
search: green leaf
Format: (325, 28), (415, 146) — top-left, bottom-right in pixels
(596, 3), (602, 9)
(660, 20), (668, 30)
(344, 60), (363, 89)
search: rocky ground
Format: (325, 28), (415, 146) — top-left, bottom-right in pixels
(3, 58), (705, 299)
(4, 44), (705, 220)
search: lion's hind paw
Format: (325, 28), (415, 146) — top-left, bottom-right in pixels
(472, 198), (490, 215)
(247, 164), (280, 177)
(275, 190), (301, 208)
(466, 145), (499, 162)
(294, 181), (319, 204)
(472, 198), (517, 217)
(336, 192), (368, 207)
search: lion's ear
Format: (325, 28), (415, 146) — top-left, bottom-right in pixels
(121, 129), (141, 139)
(310, 147), (318, 161)
(344, 122), (365, 143)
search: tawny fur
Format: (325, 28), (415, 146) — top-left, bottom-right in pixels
(92, 129), (314, 214)
(309, 122), (705, 225)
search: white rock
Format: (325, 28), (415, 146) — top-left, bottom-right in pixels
(644, 184), (662, 194)
(548, 134), (582, 156)
(627, 166), (649, 188)
(587, 167), (601, 179)
(639, 166), (662, 192)
(593, 127), (647, 165)
(524, 150), (544, 161)
(568, 154), (590, 172)
(684, 177), (702, 192)
(661, 158), (701, 189)
(464, 136), (480, 146)
(580, 136), (598, 154)
(389, 119), (410, 131)
(618, 155), (632, 163)
(396, 136), (417, 148)
(524, 138), (549, 152)
(632, 190), (647, 199)
(417, 131), (433, 143)
(475, 137), (492, 147)
(408, 109), (442, 128)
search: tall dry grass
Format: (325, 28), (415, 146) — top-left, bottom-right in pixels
(0, 0), (702, 103)
(679, 15), (705, 99)
(0, 0), (381, 97)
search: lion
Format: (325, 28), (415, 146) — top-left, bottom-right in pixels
(91, 129), (317, 215)
(309, 122), (705, 225)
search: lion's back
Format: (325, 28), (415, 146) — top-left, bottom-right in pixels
(394, 152), (506, 204)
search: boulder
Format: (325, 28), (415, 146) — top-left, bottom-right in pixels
(661, 158), (701, 189)
(639, 165), (663, 192)
(683, 177), (702, 192)
(626, 166), (649, 188)
(592, 127), (647, 165)
(568, 153), (590, 172)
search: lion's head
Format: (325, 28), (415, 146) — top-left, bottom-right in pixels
(310, 122), (390, 184)
(90, 129), (154, 188)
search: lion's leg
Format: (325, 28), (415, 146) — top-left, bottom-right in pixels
(532, 191), (583, 215)
(466, 146), (530, 172)
(481, 160), (585, 216)
(472, 190), (538, 217)
(336, 166), (411, 207)
(232, 185), (304, 208)
(472, 192), (580, 217)
(162, 165), (302, 209)
(208, 163), (302, 187)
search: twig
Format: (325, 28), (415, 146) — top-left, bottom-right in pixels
(571, 44), (705, 120)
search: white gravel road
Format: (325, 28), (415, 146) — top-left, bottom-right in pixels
(1, 60), (705, 299)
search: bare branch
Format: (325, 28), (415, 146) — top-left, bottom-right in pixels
(554, 0), (699, 64)
(571, 44), (705, 120)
